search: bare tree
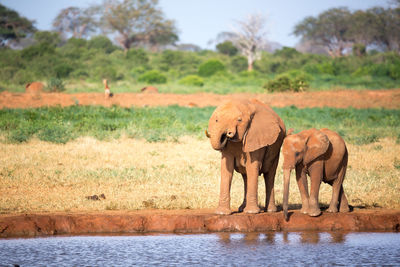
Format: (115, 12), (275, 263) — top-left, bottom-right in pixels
(52, 6), (98, 39)
(231, 14), (268, 71)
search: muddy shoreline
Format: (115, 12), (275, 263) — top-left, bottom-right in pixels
(1, 209), (399, 238)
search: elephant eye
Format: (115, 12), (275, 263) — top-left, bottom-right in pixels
(295, 152), (300, 157)
(238, 117), (242, 122)
(215, 119), (218, 122)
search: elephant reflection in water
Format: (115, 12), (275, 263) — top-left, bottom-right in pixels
(216, 232), (346, 245)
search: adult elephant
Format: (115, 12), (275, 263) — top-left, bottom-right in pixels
(206, 99), (286, 215)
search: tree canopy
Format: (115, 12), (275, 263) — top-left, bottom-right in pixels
(100, 0), (178, 52)
(294, 6), (400, 56)
(52, 6), (98, 39)
(0, 4), (36, 47)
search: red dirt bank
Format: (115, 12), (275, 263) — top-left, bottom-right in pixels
(1, 209), (399, 238)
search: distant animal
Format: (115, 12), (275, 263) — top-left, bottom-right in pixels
(140, 86), (158, 93)
(103, 79), (113, 98)
(25, 82), (44, 94)
(282, 128), (349, 221)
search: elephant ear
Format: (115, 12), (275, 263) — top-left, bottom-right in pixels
(304, 129), (330, 165)
(243, 100), (281, 152)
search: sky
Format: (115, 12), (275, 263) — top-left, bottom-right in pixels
(1, 0), (390, 49)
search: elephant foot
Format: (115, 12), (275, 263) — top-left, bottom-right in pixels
(307, 208), (322, 217)
(326, 206), (338, 213)
(244, 205), (261, 214)
(339, 205), (350, 213)
(215, 206), (232, 215)
(300, 208), (308, 214)
(266, 205), (277, 213)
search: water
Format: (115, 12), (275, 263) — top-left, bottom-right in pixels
(0, 232), (399, 266)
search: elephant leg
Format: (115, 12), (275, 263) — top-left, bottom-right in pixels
(243, 150), (263, 214)
(263, 158), (278, 212)
(295, 165), (309, 214)
(238, 173), (247, 212)
(339, 185), (350, 212)
(307, 165), (322, 217)
(327, 165), (347, 213)
(216, 152), (234, 215)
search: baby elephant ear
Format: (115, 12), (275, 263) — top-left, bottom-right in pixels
(243, 101), (281, 153)
(304, 129), (330, 165)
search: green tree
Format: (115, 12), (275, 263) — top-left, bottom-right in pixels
(34, 31), (61, 46)
(347, 10), (378, 47)
(216, 41), (238, 56)
(370, 7), (400, 53)
(0, 4), (36, 47)
(88, 35), (117, 53)
(198, 59), (225, 77)
(293, 8), (352, 57)
(100, 0), (178, 52)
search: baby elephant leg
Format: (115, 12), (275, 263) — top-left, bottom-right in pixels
(339, 185), (350, 212)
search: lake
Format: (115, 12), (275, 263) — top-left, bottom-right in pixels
(0, 232), (399, 266)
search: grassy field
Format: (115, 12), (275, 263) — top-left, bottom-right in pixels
(1, 136), (399, 213)
(1, 105), (399, 145)
(1, 105), (400, 213)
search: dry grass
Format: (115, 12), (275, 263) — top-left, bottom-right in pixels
(1, 137), (399, 214)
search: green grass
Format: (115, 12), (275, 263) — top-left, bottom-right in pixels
(310, 75), (400, 91)
(1, 105), (399, 144)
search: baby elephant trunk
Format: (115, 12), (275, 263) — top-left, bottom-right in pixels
(283, 168), (292, 221)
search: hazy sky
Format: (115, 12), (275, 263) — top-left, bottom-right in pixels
(1, 0), (389, 49)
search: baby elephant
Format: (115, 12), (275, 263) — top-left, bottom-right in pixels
(282, 128), (349, 221)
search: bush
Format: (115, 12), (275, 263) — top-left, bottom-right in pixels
(138, 70), (167, 84)
(93, 65), (119, 80)
(264, 75), (292, 92)
(130, 66), (147, 78)
(54, 64), (74, 78)
(12, 70), (35, 85)
(263, 71), (311, 92)
(21, 43), (55, 60)
(216, 41), (238, 56)
(34, 31), (61, 47)
(230, 56), (248, 73)
(46, 77), (65, 92)
(178, 75), (204, 86)
(0, 66), (18, 82)
(353, 43), (366, 57)
(126, 48), (149, 65)
(88, 36), (117, 54)
(274, 47), (301, 59)
(198, 59), (225, 77)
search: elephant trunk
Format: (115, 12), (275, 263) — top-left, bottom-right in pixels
(208, 128), (230, 151)
(283, 168), (292, 221)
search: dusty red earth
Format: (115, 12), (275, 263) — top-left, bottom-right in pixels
(1, 209), (399, 238)
(1, 89), (400, 237)
(1, 88), (400, 109)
